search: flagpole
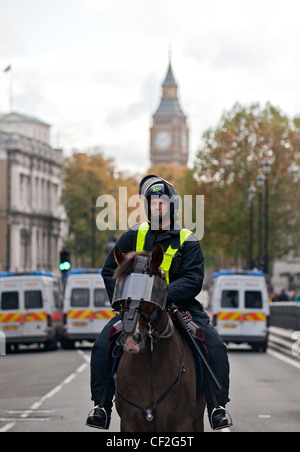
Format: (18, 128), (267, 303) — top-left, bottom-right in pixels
(3, 65), (13, 112)
(9, 67), (13, 112)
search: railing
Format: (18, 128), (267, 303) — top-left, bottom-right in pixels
(269, 302), (300, 331)
(269, 303), (300, 360)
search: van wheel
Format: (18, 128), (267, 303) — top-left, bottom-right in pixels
(60, 338), (75, 350)
(251, 344), (261, 352)
(251, 343), (267, 353)
(5, 343), (12, 354)
(44, 340), (58, 351)
(261, 342), (268, 353)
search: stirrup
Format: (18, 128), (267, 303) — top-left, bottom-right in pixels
(210, 406), (233, 430)
(86, 405), (109, 429)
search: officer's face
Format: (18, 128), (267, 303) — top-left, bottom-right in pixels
(150, 198), (169, 220)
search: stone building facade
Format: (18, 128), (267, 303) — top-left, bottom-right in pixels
(0, 112), (67, 272)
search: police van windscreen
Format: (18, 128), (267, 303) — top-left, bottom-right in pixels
(1, 292), (19, 310)
(71, 289), (89, 307)
(25, 291), (43, 309)
(94, 288), (110, 307)
(221, 290), (239, 309)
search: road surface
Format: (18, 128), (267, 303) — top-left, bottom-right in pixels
(1, 344), (300, 433)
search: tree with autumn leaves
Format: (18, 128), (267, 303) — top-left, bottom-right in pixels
(192, 102), (300, 270)
(61, 152), (138, 267)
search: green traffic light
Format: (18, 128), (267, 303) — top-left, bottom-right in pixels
(59, 261), (71, 271)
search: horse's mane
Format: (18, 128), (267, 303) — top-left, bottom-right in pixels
(113, 251), (149, 280)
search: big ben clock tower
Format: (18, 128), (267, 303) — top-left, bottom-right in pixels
(150, 60), (189, 167)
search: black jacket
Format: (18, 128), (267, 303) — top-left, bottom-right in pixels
(102, 223), (205, 312)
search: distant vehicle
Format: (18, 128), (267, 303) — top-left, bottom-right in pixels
(209, 270), (269, 352)
(0, 271), (63, 351)
(61, 269), (115, 349)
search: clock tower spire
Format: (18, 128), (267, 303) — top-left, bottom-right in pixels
(150, 60), (189, 167)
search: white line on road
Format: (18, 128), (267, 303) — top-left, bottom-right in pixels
(77, 349), (91, 364)
(0, 422), (15, 433)
(0, 417), (57, 422)
(0, 353), (88, 433)
(6, 410), (54, 414)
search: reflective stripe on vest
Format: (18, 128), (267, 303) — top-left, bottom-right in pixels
(136, 222), (193, 284)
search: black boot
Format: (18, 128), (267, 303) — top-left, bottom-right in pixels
(86, 405), (111, 430)
(210, 407), (233, 431)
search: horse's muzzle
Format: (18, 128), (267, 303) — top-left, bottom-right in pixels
(124, 335), (141, 353)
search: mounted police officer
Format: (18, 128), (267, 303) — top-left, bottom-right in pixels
(87, 175), (232, 431)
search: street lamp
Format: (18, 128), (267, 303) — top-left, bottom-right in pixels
(90, 199), (96, 268)
(256, 173), (265, 269)
(262, 159), (272, 280)
(247, 184), (256, 269)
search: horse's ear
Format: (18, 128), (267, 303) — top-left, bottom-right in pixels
(114, 246), (126, 266)
(151, 244), (164, 270)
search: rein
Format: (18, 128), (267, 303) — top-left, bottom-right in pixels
(114, 326), (186, 432)
(141, 307), (175, 351)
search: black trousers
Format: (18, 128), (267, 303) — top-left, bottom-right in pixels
(90, 309), (230, 412)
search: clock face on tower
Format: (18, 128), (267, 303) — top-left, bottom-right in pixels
(155, 131), (171, 150)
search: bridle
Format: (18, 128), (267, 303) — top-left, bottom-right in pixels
(117, 299), (175, 352)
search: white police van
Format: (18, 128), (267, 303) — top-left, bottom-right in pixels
(61, 269), (114, 349)
(0, 271), (63, 352)
(209, 270), (269, 352)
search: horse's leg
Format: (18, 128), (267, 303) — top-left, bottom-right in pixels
(193, 393), (206, 432)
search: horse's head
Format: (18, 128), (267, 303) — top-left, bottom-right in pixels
(112, 244), (169, 353)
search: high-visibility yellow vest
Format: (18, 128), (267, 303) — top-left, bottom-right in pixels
(136, 222), (193, 284)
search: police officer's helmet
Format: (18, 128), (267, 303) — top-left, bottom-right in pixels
(139, 175), (179, 223)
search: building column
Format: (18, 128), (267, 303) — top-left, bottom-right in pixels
(10, 224), (21, 272)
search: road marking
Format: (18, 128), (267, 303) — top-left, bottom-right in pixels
(0, 422), (15, 432)
(0, 417), (62, 422)
(6, 410), (54, 414)
(77, 349), (91, 364)
(268, 349), (300, 371)
(0, 353), (88, 432)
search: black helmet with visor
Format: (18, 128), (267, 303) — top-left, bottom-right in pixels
(139, 175), (179, 224)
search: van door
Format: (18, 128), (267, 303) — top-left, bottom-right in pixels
(67, 287), (92, 335)
(241, 286), (267, 340)
(0, 281), (24, 341)
(91, 283), (114, 335)
(217, 288), (242, 337)
(22, 279), (48, 339)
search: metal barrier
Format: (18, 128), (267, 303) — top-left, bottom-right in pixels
(268, 327), (297, 356)
(270, 302), (300, 331)
(269, 303), (300, 359)
(0, 331), (6, 356)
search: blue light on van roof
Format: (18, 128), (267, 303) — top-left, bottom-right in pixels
(67, 268), (102, 276)
(213, 269), (264, 279)
(246, 270), (264, 276)
(0, 272), (17, 277)
(0, 270), (54, 278)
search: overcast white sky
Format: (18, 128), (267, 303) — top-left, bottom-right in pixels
(1, 0), (300, 174)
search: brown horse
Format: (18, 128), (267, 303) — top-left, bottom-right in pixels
(112, 244), (206, 432)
